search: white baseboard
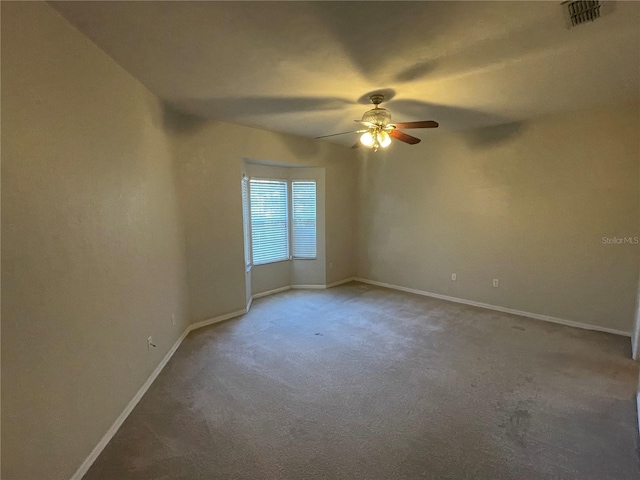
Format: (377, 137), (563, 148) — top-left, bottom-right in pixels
(189, 308), (248, 331)
(326, 277), (356, 288)
(69, 326), (190, 480)
(251, 277), (356, 298)
(252, 285), (291, 299)
(354, 277), (631, 338)
(246, 296), (253, 313)
(70, 306), (248, 480)
(70, 275), (355, 478)
(70, 274), (632, 480)
(292, 277), (356, 289)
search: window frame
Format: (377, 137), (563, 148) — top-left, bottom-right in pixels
(291, 179), (318, 260)
(241, 175), (252, 270)
(243, 176), (318, 266)
(248, 177), (290, 266)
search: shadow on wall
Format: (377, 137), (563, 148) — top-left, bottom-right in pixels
(461, 121), (532, 194)
(162, 102), (208, 135)
(462, 121), (528, 149)
(162, 97), (354, 159)
(163, 98), (353, 160)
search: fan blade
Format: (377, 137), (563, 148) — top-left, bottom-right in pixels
(390, 130), (421, 145)
(392, 120), (439, 129)
(315, 130), (361, 139)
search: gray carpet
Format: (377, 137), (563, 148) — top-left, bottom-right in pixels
(84, 282), (640, 479)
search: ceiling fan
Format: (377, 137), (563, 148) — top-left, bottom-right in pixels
(315, 94), (439, 151)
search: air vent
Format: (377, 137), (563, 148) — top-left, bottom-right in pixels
(563, 0), (602, 27)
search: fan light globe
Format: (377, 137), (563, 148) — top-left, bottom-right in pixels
(360, 131), (374, 147)
(378, 131), (391, 148)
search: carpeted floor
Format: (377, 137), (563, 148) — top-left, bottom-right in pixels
(83, 282), (640, 480)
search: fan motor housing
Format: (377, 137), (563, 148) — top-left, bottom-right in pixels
(362, 107), (391, 126)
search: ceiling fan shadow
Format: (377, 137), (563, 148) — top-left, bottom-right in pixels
(308, 2), (445, 82)
(393, 60), (439, 84)
(172, 95), (354, 121)
(390, 99), (498, 127)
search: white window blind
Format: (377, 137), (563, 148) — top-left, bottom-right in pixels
(241, 176), (251, 267)
(250, 179), (289, 265)
(292, 181), (317, 259)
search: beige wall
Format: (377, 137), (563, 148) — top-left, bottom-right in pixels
(1, 3), (190, 480)
(251, 261), (291, 295)
(357, 104), (640, 334)
(170, 116), (357, 322)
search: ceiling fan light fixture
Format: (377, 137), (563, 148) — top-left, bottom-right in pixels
(316, 93), (437, 149)
(377, 131), (391, 148)
(360, 131), (374, 147)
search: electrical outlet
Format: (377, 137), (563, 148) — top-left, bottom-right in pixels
(171, 314), (176, 326)
(493, 279), (499, 288)
(451, 273), (456, 281)
(147, 336), (156, 351)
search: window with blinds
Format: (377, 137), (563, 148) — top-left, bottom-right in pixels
(249, 179), (289, 265)
(292, 181), (317, 259)
(241, 176), (251, 267)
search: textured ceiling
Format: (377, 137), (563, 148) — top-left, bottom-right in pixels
(51, 1), (640, 145)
